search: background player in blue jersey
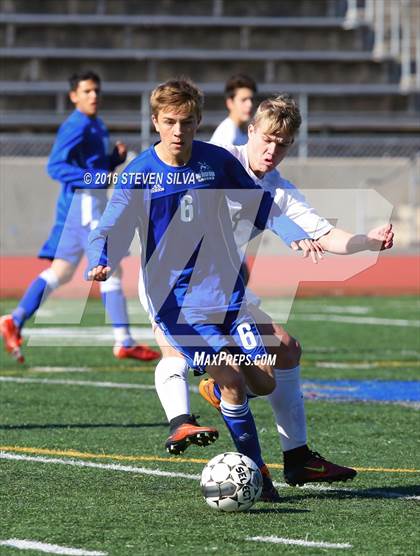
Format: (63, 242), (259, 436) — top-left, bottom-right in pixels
(0, 70), (159, 364)
(87, 78), (314, 499)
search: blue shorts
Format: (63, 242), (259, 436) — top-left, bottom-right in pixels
(39, 222), (91, 266)
(157, 310), (267, 374)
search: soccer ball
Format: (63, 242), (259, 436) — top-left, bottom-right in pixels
(200, 452), (263, 512)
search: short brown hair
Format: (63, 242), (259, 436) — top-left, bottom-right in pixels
(150, 78), (203, 121)
(251, 94), (301, 136)
(225, 74), (257, 99)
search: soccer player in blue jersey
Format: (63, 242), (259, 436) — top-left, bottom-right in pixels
(0, 71), (159, 364)
(86, 78), (315, 500)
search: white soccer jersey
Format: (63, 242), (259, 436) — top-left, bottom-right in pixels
(138, 142), (333, 319)
(210, 117), (249, 146)
(219, 144), (333, 247)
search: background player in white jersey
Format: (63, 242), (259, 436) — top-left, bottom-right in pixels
(0, 71), (159, 364)
(210, 74), (257, 146)
(153, 94), (393, 492)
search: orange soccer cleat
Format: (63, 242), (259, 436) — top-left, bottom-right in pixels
(165, 416), (219, 455)
(0, 314), (24, 363)
(113, 344), (160, 362)
(198, 377), (221, 411)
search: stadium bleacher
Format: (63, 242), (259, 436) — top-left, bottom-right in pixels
(0, 0), (419, 139)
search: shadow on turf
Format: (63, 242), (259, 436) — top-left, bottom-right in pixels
(249, 507), (310, 514)
(281, 484), (420, 502)
(0, 422), (168, 430)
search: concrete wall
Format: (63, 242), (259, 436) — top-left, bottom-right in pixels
(1, 156), (418, 256)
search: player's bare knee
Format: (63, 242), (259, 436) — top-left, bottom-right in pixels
(51, 260), (75, 285)
(251, 374), (275, 396)
(273, 326), (302, 368)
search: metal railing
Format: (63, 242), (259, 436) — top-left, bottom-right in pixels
(345, 0), (419, 91)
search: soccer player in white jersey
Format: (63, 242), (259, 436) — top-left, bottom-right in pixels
(210, 74), (257, 146)
(152, 94), (394, 496)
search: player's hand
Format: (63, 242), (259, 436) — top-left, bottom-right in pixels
(87, 265), (111, 281)
(114, 141), (127, 163)
(366, 223), (394, 251)
(291, 238), (324, 264)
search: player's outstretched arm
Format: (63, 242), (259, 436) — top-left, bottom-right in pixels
(318, 223), (394, 254)
(86, 186), (138, 279)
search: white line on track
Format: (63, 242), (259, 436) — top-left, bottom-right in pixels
(1, 452), (418, 500)
(0, 539), (106, 555)
(246, 536), (352, 549)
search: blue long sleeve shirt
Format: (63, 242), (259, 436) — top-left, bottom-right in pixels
(87, 141), (308, 320)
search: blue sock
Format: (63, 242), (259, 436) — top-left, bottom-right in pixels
(220, 399), (264, 468)
(214, 381), (256, 401)
(12, 276), (53, 329)
(100, 288), (133, 347)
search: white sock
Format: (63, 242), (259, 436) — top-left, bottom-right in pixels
(40, 268), (60, 290)
(265, 366), (307, 452)
(155, 357), (190, 421)
(112, 326), (133, 347)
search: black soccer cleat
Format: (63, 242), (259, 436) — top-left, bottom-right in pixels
(284, 450), (357, 486)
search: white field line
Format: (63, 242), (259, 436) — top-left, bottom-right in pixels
(30, 367), (90, 373)
(0, 539), (106, 555)
(1, 452), (418, 501)
(297, 304), (370, 314)
(0, 376), (199, 393)
(292, 314), (420, 328)
(25, 326), (154, 347)
(21, 311), (419, 348)
(0, 452), (201, 480)
(246, 536), (352, 549)
(316, 362), (379, 369)
(0, 376), (156, 390)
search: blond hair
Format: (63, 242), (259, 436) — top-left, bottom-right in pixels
(150, 78), (203, 122)
(252, 94), (301, 136)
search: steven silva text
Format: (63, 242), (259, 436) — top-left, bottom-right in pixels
(193, 351), (277, 367)
(121, 172), (197, 186)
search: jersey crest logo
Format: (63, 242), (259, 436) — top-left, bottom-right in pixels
(196, 161), (216, 183)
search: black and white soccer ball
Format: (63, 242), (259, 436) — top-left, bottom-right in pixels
(200, 452), (263, 512)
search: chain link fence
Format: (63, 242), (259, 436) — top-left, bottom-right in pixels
(1, 134), (419, 251)
(1, 133), (420, 159)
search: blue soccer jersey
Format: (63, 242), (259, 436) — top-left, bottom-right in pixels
(39, 109), (122, 263)
(88, 140), (308, 323)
